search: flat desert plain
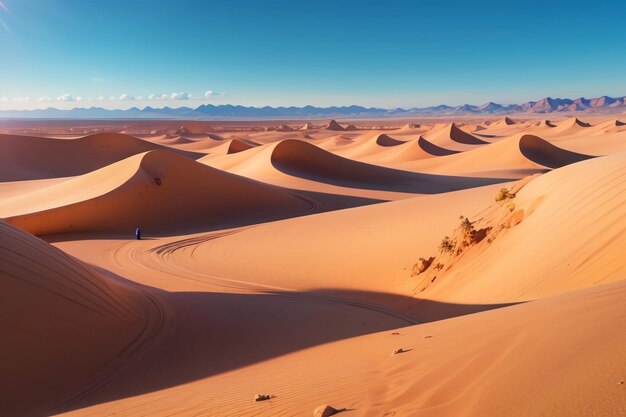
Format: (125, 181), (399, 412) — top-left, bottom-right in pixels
(0, 116), (625, 416)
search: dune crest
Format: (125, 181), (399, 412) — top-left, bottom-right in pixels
(411, 152), (626, 311)
(424, 122), (489, 148)
(1, 150), (315, 235)
(0, 132), (202, 181)
(326, 120), (345, 131)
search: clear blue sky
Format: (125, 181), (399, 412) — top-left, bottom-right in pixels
(1, 0), (625, 110)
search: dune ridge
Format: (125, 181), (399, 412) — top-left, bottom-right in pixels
(1, 116), (625, 417)
(270, 139), (504, 192)
(396, 133), (593, 177)
(0, 132), (203, 181)
(1, 150), (316, 235)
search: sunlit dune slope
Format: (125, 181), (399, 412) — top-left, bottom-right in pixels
(0, 133), (203, 181)
(396, 134), (593, 178)
(413, 152), (626, 310)
(0, 150), (318, 235)
(208, 139), (505, 194)
(0, 221), (154, 416)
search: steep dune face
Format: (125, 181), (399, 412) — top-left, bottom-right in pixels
(1, 150), (314, 235)
(553, 117), (591, 132)
(417, 136), (460, 157)
(397, 134), (593, 177)
(355, 137), (460, 165)
(208, 138), (256, 155)
(331, 133), (407, 159)
(415, 153), (626, 308)
(326, 120), (345, 131)
(270, 139), (502, 192)
(518, 134), (592, 168)
(424, 123), (489, 147)
(0, 133), (202, 181)
(374, 134), (404, 147)
(0, 221), (152, 415)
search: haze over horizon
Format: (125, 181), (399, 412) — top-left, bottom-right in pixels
(1, 0), (625, 110)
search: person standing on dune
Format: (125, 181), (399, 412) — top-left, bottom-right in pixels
(135, 227), (141, 240)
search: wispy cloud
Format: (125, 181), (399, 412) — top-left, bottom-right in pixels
(204, 90), (224, 98)
(170, 92), (190, 100)
(119, 93), (134, 101)
(57, 93), (76, 102)
(0, 2), (9, 12)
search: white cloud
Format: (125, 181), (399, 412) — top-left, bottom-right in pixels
(0, 97), (8, 102)
(13, 97), (30, 102)
(136, 96), (143, 100)
(170, 92), (190, 100)
(37, 96), (51, 102)
(57, 93), (76, 102)
(109, 96), (116, 100)
(76, 96), (83, 102)
(97, 96), (105, 101)
(204, 90), (224, 98)
(119, 93), (134, 101)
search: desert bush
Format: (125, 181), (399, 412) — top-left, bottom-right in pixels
(439, 236), (455, 253)
(495, 188), (515, 202)
(459, 216), (476, 246)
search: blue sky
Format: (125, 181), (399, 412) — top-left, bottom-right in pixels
(1, 0), (625, 110)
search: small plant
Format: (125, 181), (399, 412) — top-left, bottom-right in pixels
(439, 236), (455, 253)
(459, 215), (476, 246)
(495, 188), (515, 202)
(460, 217), (473, 234)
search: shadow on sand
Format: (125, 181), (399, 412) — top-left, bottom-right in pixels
(55, 273), (519, 414)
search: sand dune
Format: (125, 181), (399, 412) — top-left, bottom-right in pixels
(2, 117), (625, 417)
(0, 132), (202, 181)
(269, 139), (503, 193)
(492, 116), (516, 126)
(173, 122), (214, 135)
(350, 136), (460, 164)
(553, 116), (591, 131)
(0, 221), (156, 416)
(326, 119), (345, 131)
(347, 279), (626, 417)
(411, 152), (626, 315)
(396, 133), (593, 177)
(530, 119), (556, 129)
(201, 138), (257, 155)
(331, 133), (408, 159)
(1, 150), (318, 235)
(422, 122), (489, 150)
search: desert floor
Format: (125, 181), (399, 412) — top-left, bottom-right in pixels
(1, 115), (625, 416)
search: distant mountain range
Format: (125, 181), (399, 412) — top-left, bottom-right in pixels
(1, 95), (625, 119)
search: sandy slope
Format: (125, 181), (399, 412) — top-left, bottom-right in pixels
(394, 134), (593, 178)
(107, 280), (626, 416)
(0, 150), (380, 235)
(409, 152), (626, 317)
(0, 119), (624, 416)
(0, 133), (202, 181)
(202, 139), (506, 201)
(0, 221), (160, 416)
